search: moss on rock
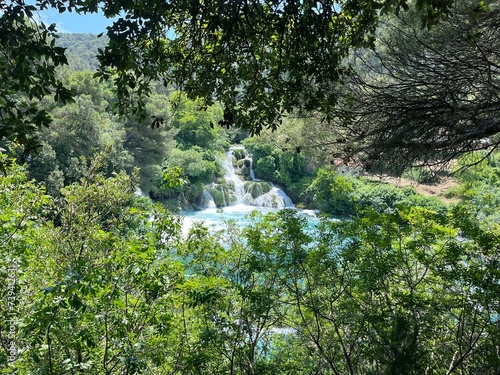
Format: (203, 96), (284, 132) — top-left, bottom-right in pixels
(244, 181), (272, 199)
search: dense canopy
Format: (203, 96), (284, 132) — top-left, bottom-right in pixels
(3, 0), (499, 172)
(1, 0), (456, 146)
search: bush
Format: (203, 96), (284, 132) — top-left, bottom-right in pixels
(232, 148), (246, 160)
(306, 168), (356, 215)
(255, 156), (277, 180)
(306, 169), (449, 217)
(166, 148), (222, 185)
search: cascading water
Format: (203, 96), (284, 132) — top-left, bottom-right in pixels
(181, 146), (315, 235)
(220, 146), (294, 209)
(221, 149), (247, 204)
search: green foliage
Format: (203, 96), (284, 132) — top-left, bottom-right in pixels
(0, 5), (73, 156)
(166, 148), (221, 185)
(0, 156), (184, 373)
(232, 148), (246, 161)
(162, 147), (224, 206)
(64, 70), (113, 108)
(314, 1), (500, 172)
(162, 165), (186, 190)
(255, 155), (277, 181)
(0, 0), (486, 177)
(169, 92), (227, 151)
(56, 33), (109, 72)
(306, 168), (356, 215)
(26, 94), (133, 195)
(243, 134), (450, 215)
(237, 207), (500, 373)
(305, 168), (449, 217)
(402, 166), (440, 183)
(450, 151), (500, 224)
(3, 10), (500, 372)
(243, 137), (309, 188)
(122, 93), (177, 196)
(90, 0), (456, 132)
(1, 153), (500, 374)
(353, 181), (445, 215)
(12, 68), (231, 207)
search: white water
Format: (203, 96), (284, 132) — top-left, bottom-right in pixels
(221, 149), (247, 204)
(135, 187), (147, 197)
(223, 147), (294, 208)
(181, 146), (315, 234)
(200, 190), (217, 208)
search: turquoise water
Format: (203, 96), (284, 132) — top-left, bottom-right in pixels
(180, 205), (320, 235)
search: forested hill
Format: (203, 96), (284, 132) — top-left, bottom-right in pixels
(56, 33), (108, 71)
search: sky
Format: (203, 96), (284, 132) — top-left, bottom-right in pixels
(31, 4), (117, 34)
(28, 3), (178, 38)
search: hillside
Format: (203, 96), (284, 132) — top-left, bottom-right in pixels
(56, 33), (108, 71)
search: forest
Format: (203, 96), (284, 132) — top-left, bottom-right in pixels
(1, 0), (500, 374)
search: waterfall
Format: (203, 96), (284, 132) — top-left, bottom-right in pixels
(134, 187), (149, 197)
(182, 146), (317, 236)
(215, 146), (294, 209)
(222, 149), (247, 203)
(199, 190), (217, 208)
(249, 158), (259, 181)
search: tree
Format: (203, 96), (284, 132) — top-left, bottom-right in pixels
(2, 153), (500, 373)
(242, 207), (500, 374)
(169, 92), (226, 151)
(305, 168), (355, 215)
(0, 154), (191, 374)
(122, 93), (177, 196)
(56, 33), (109, 72)
(92, 0), (459, 134)
(449, 151), (500, 224)
(303, 0), (499, 173)
(0, 2), (73, 154)
(1, 0), (461, 153)
(26, 93), (134, 195)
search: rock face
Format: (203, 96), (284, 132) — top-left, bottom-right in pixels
(200, 146), (294, 209)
